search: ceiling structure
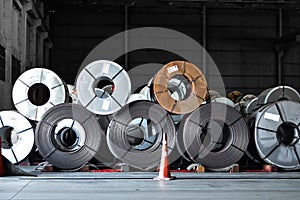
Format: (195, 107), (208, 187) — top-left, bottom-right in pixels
(45, 0), (300, 10)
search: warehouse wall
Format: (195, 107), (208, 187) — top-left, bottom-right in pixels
(282, 10), (300, 90)
(0, 0), (51, 109)
(49, 5), (300, 95)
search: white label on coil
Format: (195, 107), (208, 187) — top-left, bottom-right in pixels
(167, 65), (178, 73)
(102, 100), (110, 110)
(102, 63), (110, 74)
(264, 112), (280, 122)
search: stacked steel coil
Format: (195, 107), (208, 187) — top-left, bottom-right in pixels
(3, 59), (300, 171)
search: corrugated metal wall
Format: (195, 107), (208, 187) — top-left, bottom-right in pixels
(49, 5), (300, 95)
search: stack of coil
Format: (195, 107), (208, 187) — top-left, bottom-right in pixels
(3, 58), (300, 172)
(233, 85), (300, 170)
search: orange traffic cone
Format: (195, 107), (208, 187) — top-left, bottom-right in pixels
(0, 137), (6, 176)
(154, 132), (175, 180)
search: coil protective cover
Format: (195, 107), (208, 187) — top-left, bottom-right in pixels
(257, 85), (300, 106)
(253, 100), (300, 169)
(179, 102), (249, 170)
(107, 101), (176, 171)
(0, 111), (34, 164)
(153, 61), (207, 114)
(75, 60), (131, 115)
(35, 103), (102, 170)
(12, 68), (68, 121)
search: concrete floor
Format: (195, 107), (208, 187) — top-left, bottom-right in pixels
(1, 170), (300, 200)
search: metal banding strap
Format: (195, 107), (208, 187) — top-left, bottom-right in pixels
(0, 110), (34, 164)
(153, 61), (207, 114)
(35, 103), (103, 171)
(75, 60), (131, 115)
(12, 68), (68, 121)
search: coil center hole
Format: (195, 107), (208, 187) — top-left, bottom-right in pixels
(126, 118), (158, 150)
(200, 120), (233, 153)
(168, 75), (192, 101)
(94, 77), (115, 98)
(28, 83), (50, 106)
(276, 122), (299, 146)
(0, 126), (18, 149)
(56, 127), (78, 150)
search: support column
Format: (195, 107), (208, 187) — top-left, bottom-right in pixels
(19, 1), (32, 72)
(202, 6), (207, 78)
(0, 0), (4, 44)
(29, 19), (41, 67)
(44, 42), (53, 67)
(37, 32), (48, 67)
(124, 5), (129, 70)
(277, 8), (283, 86)
(3, 0), (13, 84)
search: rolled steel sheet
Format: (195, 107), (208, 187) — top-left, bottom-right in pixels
(75, 60), (131, 115)
(211, 97), (235, 107)
(245, 97), (258, 115)
(139, 78), (154, 102)
(253, 100), (300, 169)
(227, 91), (243, 103)
(139, 78), (183, 124)
(153, 61), (207, 114)
(0, 111), (34, 164)
(257, 85), (300, 106)
(234, 94), (257, 115)
(35, 103), (103, 170)
(67, 84), (78, 103)
(12, 68), (68, 121)
(127, 93), (149, 104)
(179, 102), (249, 170)
(107, 101), (177, 171)
(207, 90), (222, 100)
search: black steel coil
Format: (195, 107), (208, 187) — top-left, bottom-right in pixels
(35, 103), (103, 171)
(179, 102), (249, 170)
(107, 100), (177, 171)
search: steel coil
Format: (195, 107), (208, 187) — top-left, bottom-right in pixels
(210, 97), (235, 107)
(179, 102), (249, 170)
(12, 68), (68, 121)
(207, 90), (222, 100)
(67, 84), (78, 103)
(253, 100), (300, 169)
(246, 97), (258, 115)
(153, 61), (207, 114)
(0, 110), (34, 164)
(107, 100), (177, 171)
(227, 91), (243, 104)
(139, 78), (154, 102)
(257, 85), (300, 106)
(139, 78), (183, 124)
(127, 93), (149, 104)
(234, 94), (257, 115)
(35, 103), (103, 170)
(75, 60), (131, 115)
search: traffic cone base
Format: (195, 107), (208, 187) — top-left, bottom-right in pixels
(154, 132), (176, 181)
(154, 175), (176, 181)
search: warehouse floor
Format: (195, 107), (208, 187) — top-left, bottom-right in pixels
(1, 169), (300, 200)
